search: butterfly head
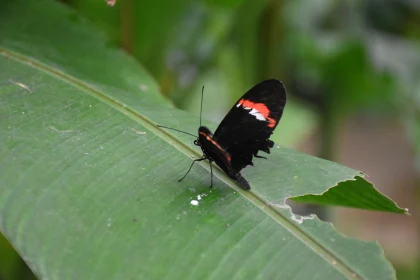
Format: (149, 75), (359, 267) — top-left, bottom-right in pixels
(195, 126), (215, 148)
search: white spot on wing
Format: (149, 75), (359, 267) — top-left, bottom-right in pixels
(249, 109), (266, 121)
(249, 108), (266, 121)
(255, 113), (266, 121)
(250, 108), (258, 114)
(238, 103), (267, 121)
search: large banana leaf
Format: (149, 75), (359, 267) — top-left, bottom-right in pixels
(0, 0), (406, 279)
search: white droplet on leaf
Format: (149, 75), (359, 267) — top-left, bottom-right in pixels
(190, 200), (199, 206)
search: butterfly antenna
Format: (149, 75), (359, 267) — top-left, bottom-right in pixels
(157, 125), (196, 137)
(200, 86), (204, 127)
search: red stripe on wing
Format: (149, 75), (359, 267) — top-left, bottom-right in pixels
(199, 131), (231, 163)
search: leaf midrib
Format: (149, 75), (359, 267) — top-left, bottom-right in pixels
(0, 47), (362, 279)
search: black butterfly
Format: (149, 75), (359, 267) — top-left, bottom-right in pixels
(159, 79), (286, 190)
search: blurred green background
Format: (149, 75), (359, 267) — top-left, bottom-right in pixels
(1, 0), (419, 279)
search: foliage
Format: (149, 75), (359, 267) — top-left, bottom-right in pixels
(1, 0), (418, 279)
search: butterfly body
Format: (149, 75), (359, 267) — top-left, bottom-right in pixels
(195, 126), (249, 188)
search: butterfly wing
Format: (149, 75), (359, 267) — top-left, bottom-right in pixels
(212, 79), (286, 171)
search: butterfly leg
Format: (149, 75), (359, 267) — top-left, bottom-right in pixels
(209, 161), (213, 188)
(255, 155), (267, 159)
(178, 157), (207, 183)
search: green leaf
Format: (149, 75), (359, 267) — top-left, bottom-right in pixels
(291, 176), (407, 213)
(0, 0), (406, 279)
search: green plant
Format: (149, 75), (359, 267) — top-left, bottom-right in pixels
(0, 0), (409, 279)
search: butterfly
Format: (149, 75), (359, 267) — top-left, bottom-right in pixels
(159, 79), (287, 190)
